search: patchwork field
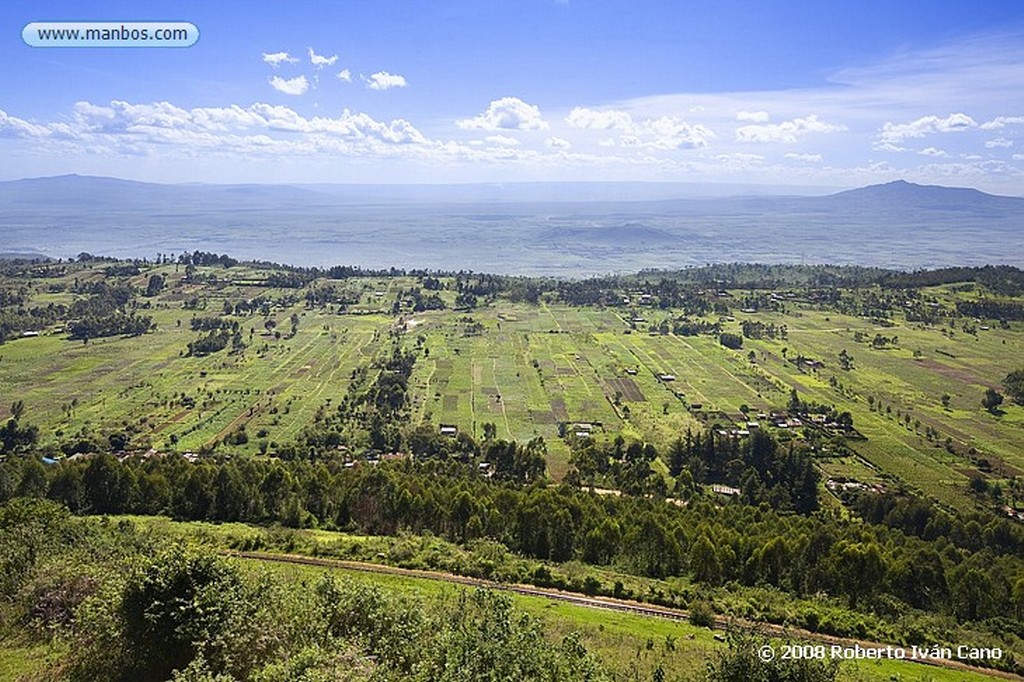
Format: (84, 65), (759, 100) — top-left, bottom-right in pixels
(2, 262), (1023, 511)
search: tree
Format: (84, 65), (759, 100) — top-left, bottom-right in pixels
(144, 274), (165, 297)
(833, 541), (885, 606)
(10, 400), (25, 421)
(1004, 369), (1024, 405)
(116, 547), (248, 681)
(982, 387), (1004, 413)
(719, 332), (743, 350)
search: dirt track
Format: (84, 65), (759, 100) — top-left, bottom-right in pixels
(226, 550), (1022, 681)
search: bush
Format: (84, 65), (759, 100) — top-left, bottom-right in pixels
(689, 600), (715, 627)
(703, 632), (840, 682)
(719, 333), (743, 350)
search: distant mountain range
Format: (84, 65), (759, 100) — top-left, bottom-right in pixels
(0, 175), (1021, 275)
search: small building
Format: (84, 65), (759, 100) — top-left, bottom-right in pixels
(711, 484), (741, 497)
(658, 374), (676, 382)
(625, 367), (638, 375)
(439, 424), (458, 436)
(690, 403), (703, 410)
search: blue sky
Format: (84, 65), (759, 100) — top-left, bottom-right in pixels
(2, 0), (1024, 192)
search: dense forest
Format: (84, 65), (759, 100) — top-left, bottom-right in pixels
(4, 454), (1024, 638)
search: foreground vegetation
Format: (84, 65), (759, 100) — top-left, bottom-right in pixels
(1, 498), (1008, 682)
(0, 498), (850, 681)
(2, 254), (1024, 679)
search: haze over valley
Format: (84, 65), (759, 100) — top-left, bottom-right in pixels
(2, 175), (1022, 275)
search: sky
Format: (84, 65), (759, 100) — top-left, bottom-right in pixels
(2, 0), (1024, 193)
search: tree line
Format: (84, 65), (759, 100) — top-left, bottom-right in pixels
(4, 454), (1024, 629)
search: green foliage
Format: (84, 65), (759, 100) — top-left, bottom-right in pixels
(1, 505), (614, 682)
(0, 418), (39, 453)
(982, 387), (1004, 413)
(1004, 369), (1024, 405)
(124, 549), (233, 676)
(718, 332), (743, 350)
(703, 632), (840, 682)
(688, 600), (715, 628)
(412, 589), (610, 682)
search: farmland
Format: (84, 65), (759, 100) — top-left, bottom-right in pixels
(2, 258), (1023, 511)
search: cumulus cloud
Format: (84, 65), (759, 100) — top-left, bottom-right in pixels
(565, 107), (713, 149)
(736, 110), (770, 122)
(24, 100), (434, 162)
(262, 52), (298, 67)
(269, 75), (309, 96)
(784, 152), (822, 162)
(980, 116), (1024, 130)
(308, 47), (338, 68)
(457, 97), (548, 131)
(877, 112), (976, 146)
(337, 69), (352, 83)
(985, 138), (1014, 148)
(919, 147), (949, 157)
(545, 137), (571, 149)
(365, 72), (408, 91)
(0, 108), (64, 138)
(736, 115), (846, 143)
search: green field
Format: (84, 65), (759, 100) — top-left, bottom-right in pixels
(2, 261), (1023, 510)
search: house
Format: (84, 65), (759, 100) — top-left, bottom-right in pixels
(658, 374), (676, 382)
(439, 424), (458, 436)
(711, 484), (741, 497)
(624, 367), (638, 375)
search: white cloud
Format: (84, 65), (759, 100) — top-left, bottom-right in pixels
(714, 152), (765, 170)
(337, 69), (352, 83)
(546, 137), (571, 149)
(642, 116), (714, 149)
(985, 138), (1014, 148)
(877, 113), (976, 145)
(736, 114), (846, 143)
(262, 52), (298, 67)
(565, 107), (635, 131)
(308, 47), (338, 68)
(484, 135), (520, 146)
(457, 97), (548, 131)
(565, 107), (712, 149)
(736, 110), (770, 122)
(269, 75), (309, 96)
(0, 108), (62, 138)
(980, 116), (1024, 130)
(36, 100), (433, 157)
(784, 152), (822, 162)
(365, 71), (408, 91)
(1014, 153), (1024, 161)
(919, 147), (949, 157)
